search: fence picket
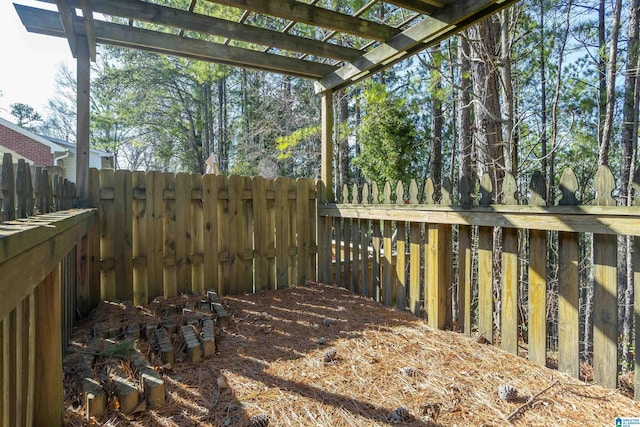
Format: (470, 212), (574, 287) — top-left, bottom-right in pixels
(408, 180), (421, 316)
(163, 173), (177, 297)
(191, 174), (204, 294)
(558, 168), (580, 378)
(370, 183), (380, 301)
(501, 173), (519, 355)
(114, 170), (133, 302)
(382, 181), (393, 306)
(361, 183), (371, 297)
(203, 174), (220, 293)
(395, 181), (406, 310)
(593, 165), (618, 389)
(175, 173), (192, 295)
(132, 171), (148, 305)
(477, 174), (493, 343)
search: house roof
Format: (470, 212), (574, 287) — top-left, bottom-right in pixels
(15, 0), (517, 93)
(0, 116), (67, 154)
(0, 117), (112, 158)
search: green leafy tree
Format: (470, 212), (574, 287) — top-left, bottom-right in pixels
(353, 83), (418, 188)
(10, 103), (42, 128)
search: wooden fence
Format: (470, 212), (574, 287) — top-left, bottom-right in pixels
(318, 166), (640, 396)
(1, 149), (94, 426)
(86, 170), (318, 309)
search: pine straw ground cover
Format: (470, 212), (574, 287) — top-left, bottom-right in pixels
(65, 283), (640, 426)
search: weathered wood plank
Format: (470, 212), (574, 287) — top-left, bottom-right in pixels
(203, 174), (220, 293)
(162, 173), (177, 297)
(371, 183), (382, 301)
(218, 176), (231, 295)
(395, 181), (406, 310)
(593, 165), (618, 389)
(276, 177), (290, 289)
(174, 173), (192, 295)
(287, 179), (297, 286)
(229, 176), (251, 293)
(501, 174), (518, 354)
(146, 171), (164, 300)
(477, 174), (493, 343)
(191, 174), (204, 294)
(528, 171), (547, 366)
(113, 170), (133, 301)
(309, 181), (317, 282)
(408, 180), (421, 316)
(34, 265), (63, 427)
(296, 178), (310, 285)
(382, 182), (393, 306)
(558, 168), (580, 378)
(361, 183), (371, 297)
(317, 204), (640, 236)
(99, 169), (116, 301)
(342, 184), (351, 290)
(351, 183), (360, 294)
(132, 171), (148, 305)
(253, 176), (270, 291)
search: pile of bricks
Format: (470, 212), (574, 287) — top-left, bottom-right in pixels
(65, 290), (229, 419)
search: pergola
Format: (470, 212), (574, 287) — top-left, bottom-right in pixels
(15, 0), (516, 203)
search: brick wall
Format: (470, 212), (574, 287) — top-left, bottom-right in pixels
(0, 124), (55, 167)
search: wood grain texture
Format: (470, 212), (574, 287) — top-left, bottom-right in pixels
(382, 182), (393, 306)
(276, 177), (290, 289)
(146, 171), (164, 300)
(395, 182), (406, 309)
(132, 171), (148, 305)
(203, 174), (220, 293)
(593, 165), (618, 389)
(558, 168), (579, 378)
(99, 169), (116, 301)
(191, 174), (204, 293)
(162, 173), (177, 297)
(477, 174), (493, 343)
(351, 183), (360, 294)
(34, 266), (63, 427)
(501, 174), (518, 354)
(174, 173), (192, 295)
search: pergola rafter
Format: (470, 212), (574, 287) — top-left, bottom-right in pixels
(14, 0), (517, 202)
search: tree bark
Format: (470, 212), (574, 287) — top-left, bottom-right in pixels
(429, 43), (444, 198)
(620, 0), (639, 370)
(599, 0), (623, 166)
(468, 18), (505, 197)
(458, 33), (473, 182)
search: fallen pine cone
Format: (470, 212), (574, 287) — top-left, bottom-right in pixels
(498, 384), (518, 402)
(323, 348), (337, 363)
(248, 413), (270, 427)
(386, 406), (410, 424)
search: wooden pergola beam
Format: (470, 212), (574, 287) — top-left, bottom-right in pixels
(53, 0), (78, 57)
(45, 0), (363, 62)
(205, 0), (401, 41)
(315, 0), (517, 93)
(382, 0), (442, 14)
(79, 0), (97, 61)
(16, 5), (338, 80)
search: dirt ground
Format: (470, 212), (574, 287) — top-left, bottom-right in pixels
(64, 282), (640, 426)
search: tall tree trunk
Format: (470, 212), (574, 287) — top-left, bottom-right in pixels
(620, 0), (640, 370)
(458, 33), (473, 182)
(549, 1), (573, 202)
(468, 18), (505, 197)
(540, 0), (548, 183)
(337, 90), (350, 191)
(500, 8), (516, 177)
(429, 43), (444, 198)
(598, 0), (607, 148)
(599, 0), (623, 166)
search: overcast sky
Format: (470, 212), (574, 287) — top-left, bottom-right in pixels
(0, 1), (75, 121)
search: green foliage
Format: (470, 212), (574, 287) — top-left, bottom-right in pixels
(353, 83), (418, 188)
(10, 103), (41, 128)
(276, 125), (320, 160)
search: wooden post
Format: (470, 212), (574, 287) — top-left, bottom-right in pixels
(501, 174), (519, 355)
(477, 174), (493, 343)
(34, 265), (63, 427)
(557, 168), (580, 378)
(408, 180), (421, 316)
(528, 171), (547, 366)
(457, 175), (473, 334)
(320, 91), (333, 202)
(593, 165), (618, 389)
(395, 181), (406, 310)
(76, 35), (90, 207)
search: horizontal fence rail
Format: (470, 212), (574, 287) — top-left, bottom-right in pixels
(91, 170), (318, 306)
(319, 166), (640, 396)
